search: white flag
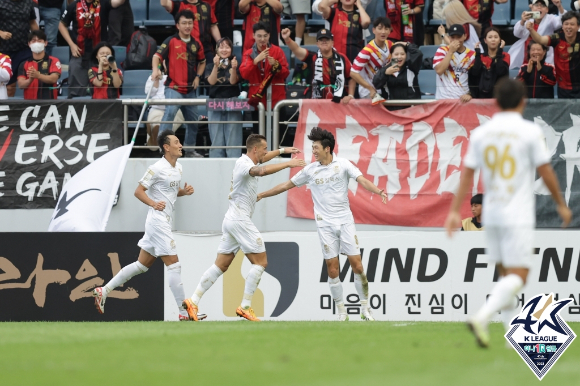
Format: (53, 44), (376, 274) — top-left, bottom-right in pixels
(48, 144), (133, 232)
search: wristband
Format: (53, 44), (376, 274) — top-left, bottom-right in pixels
(279, 148), (285, 154)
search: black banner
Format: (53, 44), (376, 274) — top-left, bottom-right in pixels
(0, 100), (123, 209)
(522, 100), (580, 227)
(0, 233), (163, 321)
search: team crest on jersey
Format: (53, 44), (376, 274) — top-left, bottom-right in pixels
(505, 293), (576, 380)
(353, 14), (359, 21)
(316, 214), (323, 221)
(334, 165), (339, 174)
(191, 44), (197, 52)
(42, 62), (48, 70)
(201, 4), (207, 12)
(56, 61), (61, 69)
(256, 238), (263, 246)
(264, 7), (270, 15)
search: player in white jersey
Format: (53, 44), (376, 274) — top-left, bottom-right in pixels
(444, 79), (572, 347)
(257, 127), (388, 321)
(92, 131), (205, 321)
(182, 134), (306, 321)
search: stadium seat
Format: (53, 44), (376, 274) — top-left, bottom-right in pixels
(491, 1), (510, 26)
(132, 0), (148, 26)
(418, 70), (436, 98)
(503, 45), (511, 52)
(52, 46), (70, 66)
(423, 0), (430, 24)
(281, 46), (292, 67)
(511, 0), (530, 25)
(233, 45), (243, 64)
(59, 70), (69, 98)
(509, 69), (520, 79)
(307, 12), (326, 27)
(429, 19), (444, 26)
(234, 19), (243, 26)
(122, 69), (151, 97)
(113, 46), (127, 69)
(145, 0), (174, 26)
(419, 45), (439, 58)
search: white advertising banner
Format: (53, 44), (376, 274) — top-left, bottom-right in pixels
(165, 231), (580, 322)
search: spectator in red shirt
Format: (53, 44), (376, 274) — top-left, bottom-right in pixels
(88, 41), (123, 99)
(461, 0), (509, 35)
(161, 0), (221, 62)
(469, 26), (510, 98)
(281, 27), (355, 104)
(527, 11), (580, 98)
(152, 10), (207, 157)
(239, 0), (283, 53)
(385, 0), (424, 43)
(17, 30), (61, 100)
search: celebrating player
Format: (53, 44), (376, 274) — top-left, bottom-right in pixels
(182, 135), (306, 321)
(257, 127), (388, 321)
(93, 130), (205, 321)
(444, 79), (572, 347)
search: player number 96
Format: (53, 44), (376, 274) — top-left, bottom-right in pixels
(484, 144), (515, 180)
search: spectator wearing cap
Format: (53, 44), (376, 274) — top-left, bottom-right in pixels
(433, 24), (476, 102)
(528, 10), (580, 98)
(0, 53), (11, 99)
(437, 0), (482, 52)
(516, 41), (556, 98)
(468, 26), (510, 99)
(460, 0), (509, 35)
(461, 194), (483, 231)
(17, 30), (61, 100)
(509, 0), (565, 70)
(281, 27), (356, 104)
(373, 42), (422, 105)
(0, 0), (39, 97)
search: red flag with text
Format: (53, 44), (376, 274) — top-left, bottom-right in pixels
(287, 99), (500, 227)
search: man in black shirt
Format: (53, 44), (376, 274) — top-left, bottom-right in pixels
(0, 0), (39, 97)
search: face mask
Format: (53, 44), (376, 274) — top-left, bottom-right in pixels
(30, 42), (45, 54)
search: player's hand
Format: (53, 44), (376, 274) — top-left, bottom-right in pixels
(182, 182), (194, 195)
(267, 56), (278, 66)
(281, 28), (292, 41)
(192, 77), (200, 90)
(152, 201), (166, 211)
(70, 43), (81, 58)
(460, 93), (472, 103)
(527, 60), (534, 73)
(341, 95), (354, 104)
(256, 193), (263, 202)
(231, 57), (238, 69)
(0, 31), (12, 40)
(288, 158), (307, 168)
(557, 204), (572, 228)
(437, 25), (445, 36)
(444, 211), (461, 238)
(448, 40), (461, 53)
(283, 147), (301, 154)
(378, 189), (387, 204)
(254, 48), (269, 64)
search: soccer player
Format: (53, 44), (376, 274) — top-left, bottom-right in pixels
(257, 128), (388, 321)
(444, 79), (572, 347)
(93, 130), (204, 321)
(182, 135), (306, 322)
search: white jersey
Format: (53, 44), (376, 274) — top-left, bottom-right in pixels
(291, 155), (362, 227)
(432, 45), (475, 99)
(225, 154), (258, 221)
(463, 112), (550, 227)
(139, 157), (182, 221)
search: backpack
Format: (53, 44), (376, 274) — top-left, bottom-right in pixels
(124, 30), (157, 70)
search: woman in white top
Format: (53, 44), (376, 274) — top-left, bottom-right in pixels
(144, 72), (185, 147)
(438, 0), (482, 52)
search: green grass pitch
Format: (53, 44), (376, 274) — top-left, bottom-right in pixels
(1, 321), (578, 385)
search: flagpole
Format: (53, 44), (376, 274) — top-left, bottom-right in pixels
(131, 76), (156, 144)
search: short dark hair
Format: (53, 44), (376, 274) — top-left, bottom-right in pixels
(391, 43), (408, 55)
(28, 30), (47, 42)
(494, 78), (526, 110)
(373, 17), (392, 29)
(158, 130), (175, 154)
(561, 11), (580, 25)
(216, 37), (234, 56)
(482, 26), (501, 39)
(527, 41), (547, 57)
(253, 21), (270, 34)
(471, 194), (483, 205)
(91, 41), (114, 66)
(175, 9), (195, 24)
(308, 127), (335, 154)
(246, 134), (267, 149)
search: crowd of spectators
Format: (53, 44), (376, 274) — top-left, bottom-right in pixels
(1, 0), (580, 157)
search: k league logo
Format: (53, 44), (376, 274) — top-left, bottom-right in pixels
(505, 293), (576, 380)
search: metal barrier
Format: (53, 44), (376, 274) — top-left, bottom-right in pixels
(272, 99), (437, 149)
(121, 99), (265, 149)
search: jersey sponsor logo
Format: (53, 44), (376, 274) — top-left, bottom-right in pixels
(170, 240), (176, 249)
(506, 293), (576, 380)
(56, 61), (61, 69)
(256, 237), (263, 246)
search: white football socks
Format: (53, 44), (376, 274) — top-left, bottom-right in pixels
(295, 37), (302, 46)
(241, 264), (265, 309)
(104, 261), (148, 296)
(354, 272), (370, 309)
(328, 276), (346, 314)
(500, 292), (519, 332)
(475, 274), (524, 324)
(192, 264), (223, 306)
(166, 262), (187, 315)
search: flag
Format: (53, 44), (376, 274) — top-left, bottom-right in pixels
(48, 144), (133, 232)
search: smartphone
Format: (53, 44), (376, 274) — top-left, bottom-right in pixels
(525, 11), (541, 19)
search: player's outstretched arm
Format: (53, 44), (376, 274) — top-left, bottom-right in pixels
(177, 182), (194, 197)
(257, 180), (296, 201)
(356, 176), (388, 203)
(134, 184), (166, 211)
(249, 158), (307, 177)
(261, 147), (302, 164)
(444, 167), (475, 237)
(537, 163), (572, 227)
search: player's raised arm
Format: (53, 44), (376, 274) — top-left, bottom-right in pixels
(257, 180), (297, 201)
(537, 164), (572, 227)
(356, 176), (387, 203)
(444, 167), (475, 237)
(249, 158), (306, 177)
(261, 146), (302, 164)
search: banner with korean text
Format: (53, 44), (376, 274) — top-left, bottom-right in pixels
(0, 100), (123, 209)
(288, 99), (580, 228)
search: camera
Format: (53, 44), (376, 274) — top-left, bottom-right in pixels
(107, 55), (115, 63)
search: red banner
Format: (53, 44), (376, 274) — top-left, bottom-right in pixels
(288, 99), (500, 227)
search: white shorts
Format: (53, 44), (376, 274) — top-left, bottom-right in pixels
(317, 223), (360, 260)
(138, 217), (177, 257)
(217, 218), (266, 255)
(281, 0), (311, 15)
(485, 226), (534, 269)
(148, 108), (184, 132)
